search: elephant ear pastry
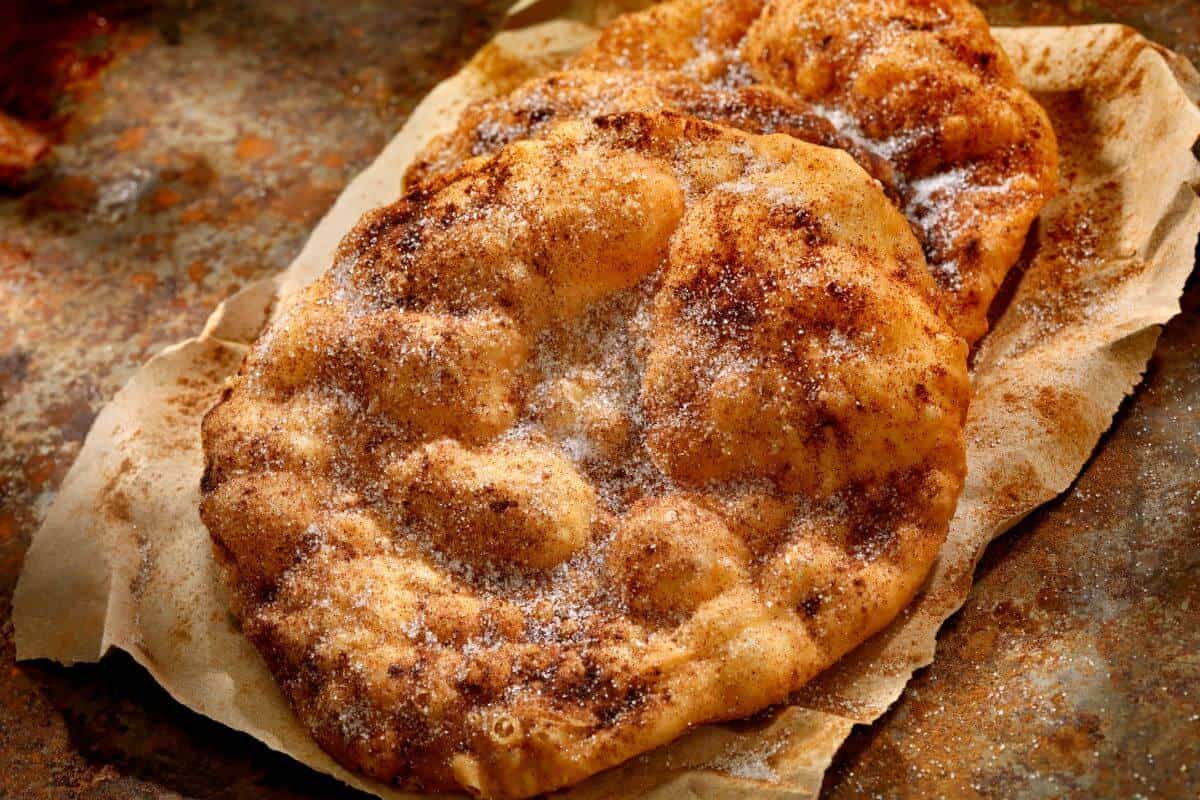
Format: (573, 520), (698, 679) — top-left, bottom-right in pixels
(201, 111), (969, 799)
(405, 68), (902, 202)
(572, 0), (1059, 342)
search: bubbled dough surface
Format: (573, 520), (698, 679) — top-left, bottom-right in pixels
(200, 112), (968, 799)
(543, 0), (1060, 343)
(404, 68), (902, 202)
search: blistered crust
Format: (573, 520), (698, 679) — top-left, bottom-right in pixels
(566, 0), (1059, 342)
(201, 113), (968, 799)
(405, 68), (900, 200)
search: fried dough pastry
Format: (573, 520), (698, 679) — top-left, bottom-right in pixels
(406, 68), (900, 200)
(411, 0), (1057, 342)
(201, 112), (969, 799)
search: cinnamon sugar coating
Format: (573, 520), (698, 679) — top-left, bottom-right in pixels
(406, 69), (901, 201)
(201, 112), (968, 798)
(412, 0), (1059, 342)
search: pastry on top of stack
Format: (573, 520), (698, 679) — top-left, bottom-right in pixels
(201, 1), (1059, 797)
(203, 111), (968, 798)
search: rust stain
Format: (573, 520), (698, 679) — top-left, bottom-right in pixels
(174, 153), (217, 189)
(235, 134), (277, 162)
(179, 205), (210, 224)
(25, 173), (98, 214)
(0, 2), (149, 183)
(188, 260), (209, 283)
(130, 271), (159, 291)
(149, 186), (182, 210)
(0, 241), (31, 269)
(268, 175), (338, 223)
(113, 125), (146, 152)
(320, 150), (346, 170)
(21, 452), (58, 490)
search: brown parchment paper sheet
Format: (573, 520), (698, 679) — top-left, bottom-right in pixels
(13, 5), (1200, 797)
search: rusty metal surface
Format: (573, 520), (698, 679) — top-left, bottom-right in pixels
(0, 1), (1195, 798)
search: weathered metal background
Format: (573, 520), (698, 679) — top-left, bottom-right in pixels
(0, 1), (1196, 798)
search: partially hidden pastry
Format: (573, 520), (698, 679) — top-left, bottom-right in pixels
(201, 111), (969, 798)
(406, 68), (902, 201)
(412, 0), (1059, 343)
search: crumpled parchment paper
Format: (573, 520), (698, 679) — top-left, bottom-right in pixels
(14, 4), (1200, 796)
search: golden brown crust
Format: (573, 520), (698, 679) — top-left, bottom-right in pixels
(201, 112), (968, 798)
(570, 0), (1059, 342)
(405, 68), (901, 201)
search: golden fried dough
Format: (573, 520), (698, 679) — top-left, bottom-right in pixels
(406, 68), (900, 199)
(201, 112), (968, 798)
(411, 0), (1057, 342)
